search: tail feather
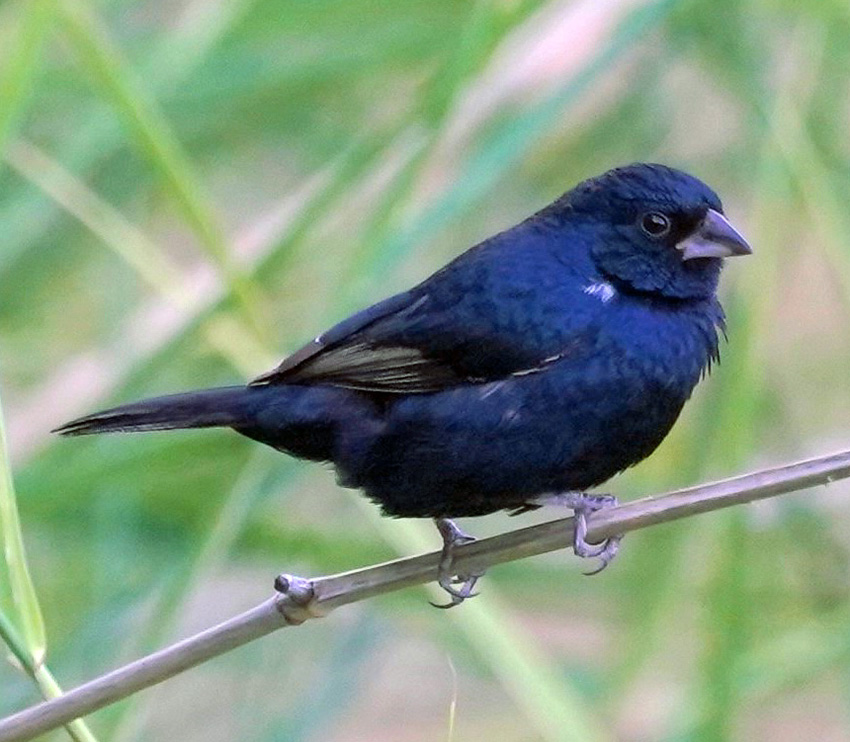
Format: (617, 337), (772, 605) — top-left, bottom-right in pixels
(54, 383), (377, 465)
(53, 386), (254, 436)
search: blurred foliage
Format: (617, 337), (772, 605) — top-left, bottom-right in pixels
(2, 0), (850, 739)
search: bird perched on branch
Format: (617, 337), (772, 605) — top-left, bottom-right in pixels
(56, 163), (751, 606)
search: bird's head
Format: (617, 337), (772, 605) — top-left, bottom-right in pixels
(563, 163), (751, 300)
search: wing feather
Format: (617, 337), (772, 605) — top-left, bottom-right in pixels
(249, 239), (599, 394)
(279, 340), (464, 392)
(250, 292), (470, 393)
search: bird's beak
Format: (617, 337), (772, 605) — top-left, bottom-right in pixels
(677, 209), (752, 261)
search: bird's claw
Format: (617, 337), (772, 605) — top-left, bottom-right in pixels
(431, 518), (485, 608)
(571, 493), (622, 574)
(579, 533), (621, 575)
(430, 572), (482, 609)
(540, 492), (623, 574)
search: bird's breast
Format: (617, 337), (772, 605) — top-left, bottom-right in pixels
(602, 297), (721, 398)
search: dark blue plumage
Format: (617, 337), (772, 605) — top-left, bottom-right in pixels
(56, 164), (750, 580)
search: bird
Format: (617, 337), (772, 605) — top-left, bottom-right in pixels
(55, 163), (751, 607)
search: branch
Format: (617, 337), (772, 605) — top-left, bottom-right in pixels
(2, 449), (850, 742)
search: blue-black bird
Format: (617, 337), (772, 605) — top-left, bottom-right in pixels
(56, 163), (751, 606)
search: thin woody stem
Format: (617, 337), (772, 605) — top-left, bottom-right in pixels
(1, 448), (849, 742)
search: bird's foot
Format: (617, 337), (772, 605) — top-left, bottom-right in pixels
(538, 492), (622, 575)
(430, 518), (485, 609)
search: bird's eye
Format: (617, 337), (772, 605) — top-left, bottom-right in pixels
(640, 212), (671, 237)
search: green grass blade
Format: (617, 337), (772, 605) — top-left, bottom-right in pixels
(4, 139), (187, 304)
(0, 387), (46, 668)
(0, 8), (101, 739)
(33, 665), (100, 742)
(0, 606), (36, 675)
(55, 0), (267, 338)
(0, 605), (99, 741)
(0, 0), (259, 278)
(0, 0), (54, 153)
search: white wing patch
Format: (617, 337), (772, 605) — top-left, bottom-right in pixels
(583, 281), (616, 303)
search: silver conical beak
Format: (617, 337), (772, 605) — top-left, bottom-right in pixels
(677, 209), (752, 261)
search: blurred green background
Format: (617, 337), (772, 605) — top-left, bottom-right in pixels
(2, 0), (850, 739)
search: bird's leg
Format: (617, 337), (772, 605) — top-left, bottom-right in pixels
(537, 492), (622, 575)
(430, 518), (485, 609)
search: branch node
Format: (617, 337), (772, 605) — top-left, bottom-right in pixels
(273, 573), (324, 624)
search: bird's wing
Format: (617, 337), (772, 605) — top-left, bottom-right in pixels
(251, 225), (601, 393)
(250, 290), (472, 392)
(250, 285), (597, 394)
(257, 337), (464, 393)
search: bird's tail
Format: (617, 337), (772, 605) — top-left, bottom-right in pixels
(53, 386), (261, 436)
(53, 384), (376, 465)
